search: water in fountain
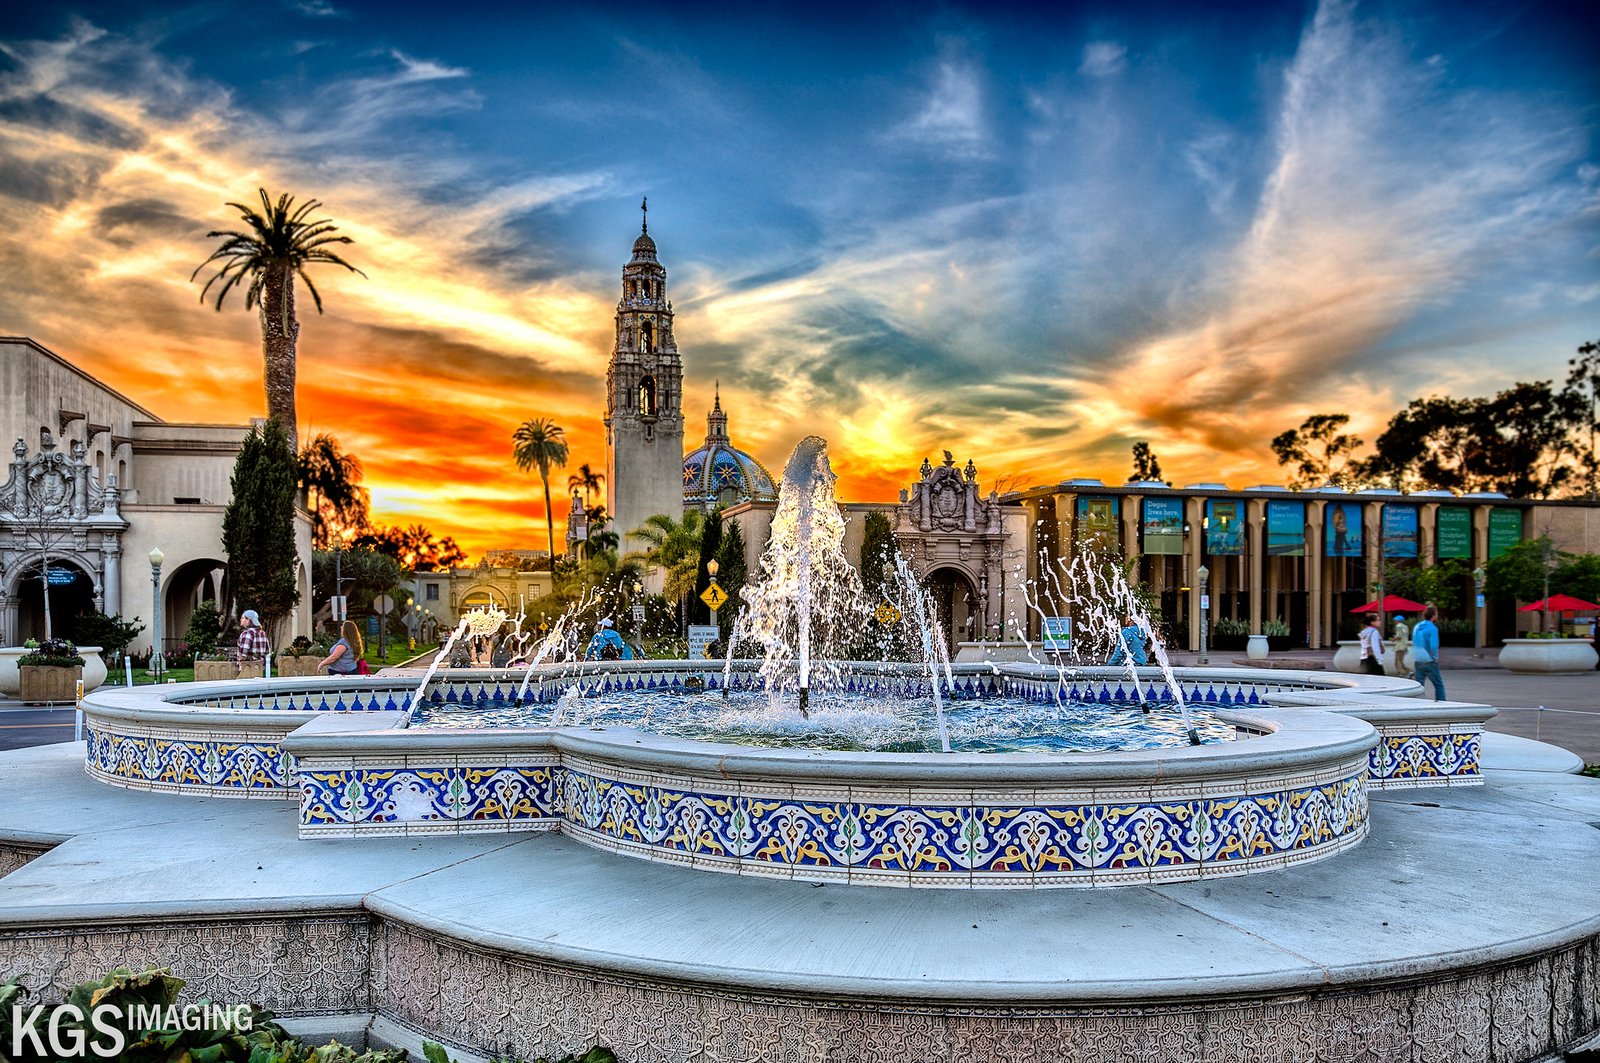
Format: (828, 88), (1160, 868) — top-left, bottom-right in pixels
(736, 436), (873, 715)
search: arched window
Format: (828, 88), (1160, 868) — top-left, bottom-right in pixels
(639, 376), (657, 418)
(640, 319), (654, 353)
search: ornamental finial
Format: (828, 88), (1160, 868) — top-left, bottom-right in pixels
(641, 196), (648, 234)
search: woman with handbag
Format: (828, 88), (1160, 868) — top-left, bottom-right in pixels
(320, 620), (366, 676)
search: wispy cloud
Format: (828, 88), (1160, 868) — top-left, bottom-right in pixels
(892, 45), (988, 158)
(1079, 41), (1127, 77)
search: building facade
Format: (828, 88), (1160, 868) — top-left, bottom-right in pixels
(0, 337), (313, 652)
(409, 563), (555, 638)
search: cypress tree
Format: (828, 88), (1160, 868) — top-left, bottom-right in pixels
(693, 508), (724, 624)
(714, 518), (748, 638)
(859, 510), (896, 598)
(222, 419), (301, 640)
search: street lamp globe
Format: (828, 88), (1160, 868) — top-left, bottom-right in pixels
(148, 547), (165, 568)
(707, 559), (719, 578)
(1197, 564), (1209, 584)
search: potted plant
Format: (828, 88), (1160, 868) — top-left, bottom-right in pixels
(1261, 617), (1293, 652)
(1211, 618), (1250, 652)
(18, 637), (86, 704)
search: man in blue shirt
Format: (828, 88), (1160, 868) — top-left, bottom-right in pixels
(1107, 616), (1148, 667)
(1410, 605), (1444, 700)
(584, 618), (634, 660)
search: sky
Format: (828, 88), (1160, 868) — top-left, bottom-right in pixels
(0, 0), (1596, 558)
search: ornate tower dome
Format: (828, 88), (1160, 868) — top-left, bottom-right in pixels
(682, 385), (777, 512)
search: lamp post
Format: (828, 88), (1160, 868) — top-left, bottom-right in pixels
(148, 547), (165, 677)
(1197, 563), (1210, 666)
(706, 558), (720, 631)
(1473, 565), (1486, 657)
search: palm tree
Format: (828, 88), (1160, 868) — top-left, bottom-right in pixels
(512, 418), (570, 572)
(567, 463), (605, 506)
(297, 433), (370, 548)
(629, 510), (706, 602)
(192, 189), (365, 441)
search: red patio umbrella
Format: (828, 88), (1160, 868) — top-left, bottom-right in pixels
(1518, 594), (1600, 613)
(1349, 595), (1427, 614)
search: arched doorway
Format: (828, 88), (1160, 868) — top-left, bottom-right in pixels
(13, 557), (97, 643)
(460, 586), (509, 613)
(924, 567), (980, 652)
(161, 558), (227, 655)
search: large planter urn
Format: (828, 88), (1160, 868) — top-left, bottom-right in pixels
(1498, 638), (1599, 674)
(1332, 641), (1363, 673)
(19, 664), (83, 704)
(1245, 634), (1270, 660)
(77, 646), (107, 692)
(0, 648), (25, 697)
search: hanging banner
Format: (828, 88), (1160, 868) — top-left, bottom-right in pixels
(1265, 501), (1305, 556)
(1488, 508), (1523, 559)
(1382, 505), (1419, 558)
(1436, 507), (1472, 559)
(1326, 502), (1363, 557)
(1205, 500), (1243, 556)
(1141, 498), (1184, 555)
(1075, 496), (1119, 547)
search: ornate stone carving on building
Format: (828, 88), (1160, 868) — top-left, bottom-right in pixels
(894, 452), (1009, 640)
(0, 433), (128, 631)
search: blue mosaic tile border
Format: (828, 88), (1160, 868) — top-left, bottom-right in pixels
(1368, 730), (1481, 787)
(84, 725), (296, 793)
(297, 757), (1370, 887)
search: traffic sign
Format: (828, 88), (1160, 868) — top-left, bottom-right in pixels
(700, 584), (729, 610)
(1200, 594), (1211, 610)
(331, 595), (348, 621)
(874, 602), (903, 625)
(688, 625), (720, 660)
(373, 594), (394, 614)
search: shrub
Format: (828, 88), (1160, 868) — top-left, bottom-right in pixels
(69, 612), (145, 660)
(184, 599), (223, 658)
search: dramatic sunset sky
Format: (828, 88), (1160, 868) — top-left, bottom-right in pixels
(1, 0), (1595, 557)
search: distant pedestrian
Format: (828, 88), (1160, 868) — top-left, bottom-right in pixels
(1411, 605), (1445, 700)
(320, 620), (364, 676)
(236, 609), (270, 664)
(1107, 615), (1148, 667)
(1358, 612), (1385, 676)
(1389, 614), (1411, 676)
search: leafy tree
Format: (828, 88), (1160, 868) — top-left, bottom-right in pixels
(192, 189), (364, 442)
(584, 505), (620, 555)
(352, 524), (466, 571)
(182, 599), (223, 658)
(297, 433), (370, 548)
(859, 511), (897, 598)
(1551, 553), (1600, 606)
(1375, 558), (1472, 614)
(1129, 441), (1163, 483)
(69, 612), (145, 661)
(512, 418), (570, 572)
(1483, 537), (1559, 605)
(221, 420), (301, 637)
(1270, 414), (1364, 489)
(1567, 338), (1600, 499)
(312, 547), (404, 617)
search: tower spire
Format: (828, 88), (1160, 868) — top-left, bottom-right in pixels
(641, 196), (648, 234)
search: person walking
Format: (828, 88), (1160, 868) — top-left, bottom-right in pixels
(1358, 612), (1386, 676)
(320, 620), (364, 675)
(1410, 605), (1445, 700)
(236, 609), (271, 674)
(1389, 614), (1411, 676)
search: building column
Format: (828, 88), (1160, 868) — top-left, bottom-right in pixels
(0, 593), (15, 646)
(1247, 499), (1265, 634)
(1307, 501), (1325, 649)
(1185, 496), (1205, 651)
(102, 538), (121, 618)
(1420, 503), (1438, 564)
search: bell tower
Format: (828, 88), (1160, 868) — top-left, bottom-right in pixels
(605, 199), (684, 552)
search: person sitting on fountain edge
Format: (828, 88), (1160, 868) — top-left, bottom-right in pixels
(1106, 615), (1148, 667)
(584, 618), (634, 661)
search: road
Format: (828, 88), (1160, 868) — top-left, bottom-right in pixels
(0, 706), (78, 751)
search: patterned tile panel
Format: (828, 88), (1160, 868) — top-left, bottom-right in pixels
(84, 724), (297, 795)
(1368, 729), (1482, 788)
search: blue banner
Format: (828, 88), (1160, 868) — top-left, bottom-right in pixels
(1326, 502), (1363, 557)
(1205, 500), (1243, 556)
(1382, 505), (1419, 558)
(1265, 501), (1305, 556)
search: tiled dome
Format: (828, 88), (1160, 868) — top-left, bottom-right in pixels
(682, 387), (777, 509)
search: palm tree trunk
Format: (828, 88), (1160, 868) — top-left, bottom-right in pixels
(260, 263), (300, 441)
(542, 474), (556, 573)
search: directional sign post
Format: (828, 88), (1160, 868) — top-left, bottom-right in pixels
(372, 594), (394, 664)
(700, 582), (729, 635)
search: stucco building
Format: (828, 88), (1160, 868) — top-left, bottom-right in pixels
(0, 337), (313, 653)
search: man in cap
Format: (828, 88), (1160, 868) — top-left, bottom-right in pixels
(584, 618), (633, 661)
(236, 609), (270, 669)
